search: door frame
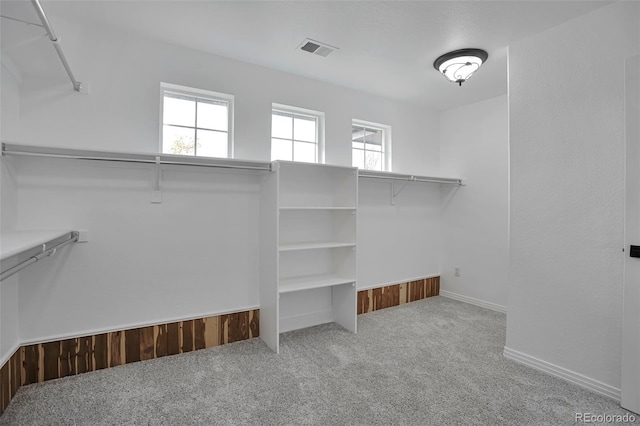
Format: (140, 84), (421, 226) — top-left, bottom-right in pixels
(622, 54), (640, 415)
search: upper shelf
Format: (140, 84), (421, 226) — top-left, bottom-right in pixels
(357, 169), (463, 185)
(279, 206), (356, 211)
(2, 143), (463, 184)
(279, 242), (356, 252)
(1, 230), (74, 260)
(1, 143), (272, 172)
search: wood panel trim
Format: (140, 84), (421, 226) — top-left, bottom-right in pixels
(0, 308), (259, 415)
(357, 276), (440, 315)
(0, 348), (21, 415)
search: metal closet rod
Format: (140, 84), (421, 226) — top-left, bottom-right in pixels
(1, 144), (461, 182)
(358, 171), (463, 186)
(31, 0), (82, 92)
(1, 143), (273, 172)
(0, 232), (79, 281)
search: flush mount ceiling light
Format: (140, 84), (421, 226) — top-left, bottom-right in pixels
(433, 48), (489, 86)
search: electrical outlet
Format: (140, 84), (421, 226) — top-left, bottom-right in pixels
(454, 266), (461, 277)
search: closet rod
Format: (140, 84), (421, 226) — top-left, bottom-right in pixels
(1, 143), (273, 172)
(31, 0), (82, 92)
(0, 232), (78, 281)
(358, 171), (462, 186)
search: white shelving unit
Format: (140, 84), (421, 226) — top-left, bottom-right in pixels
(259, 161), (358, 353)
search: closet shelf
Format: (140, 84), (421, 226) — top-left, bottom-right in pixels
(2, 144), (464, 184)
(278, 242), (356, 252)
(279, 206), (356, 211)
(1, 230), (79, 281)
(358, 169), (463, 185)
(279, 274), (355, 294)
(1, 143), (272, 172)
(1, 230), (74, 260)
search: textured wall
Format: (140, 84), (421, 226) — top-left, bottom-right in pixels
(17, 16), (440, 176)
(507, 1), (639, 389)
(0, 62), (21, 364)
(439, 95), (508, 310)
(14, 156), (262, 342)
(357, 180), (442, 289)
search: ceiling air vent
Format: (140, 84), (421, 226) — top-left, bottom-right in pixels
(298, 39), (338, 57)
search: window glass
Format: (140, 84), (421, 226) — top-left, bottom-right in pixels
(352, 122), (389, 171)
(294, 141), (316, 163)
(163, 95), (195, 127)
(272, 113), (293, 140)
(271, 138), (293, 161)
(197, 100), (228, 131)
(163, 125), (195, 155)
(294, 116), (316, 142)
(198, 130), (228, 158)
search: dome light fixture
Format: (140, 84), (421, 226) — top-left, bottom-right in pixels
(433, 48), (489, 86)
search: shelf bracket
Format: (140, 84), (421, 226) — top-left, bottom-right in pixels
(151, 156), (162, 204)
(390, 176), (415, 205)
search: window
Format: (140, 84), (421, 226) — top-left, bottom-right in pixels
(271, 104), (324, 163)
(352, 120), (391, 171)
(160, 83), (234, 158)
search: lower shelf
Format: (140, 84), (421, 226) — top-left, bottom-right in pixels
(279, 274), (355, 294)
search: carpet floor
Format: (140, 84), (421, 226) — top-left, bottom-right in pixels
(0, 296), (636, 425)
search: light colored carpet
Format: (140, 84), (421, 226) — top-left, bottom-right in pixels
(1, 297), (636, 425)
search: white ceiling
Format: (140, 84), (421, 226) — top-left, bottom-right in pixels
(1, 0), (610, 110)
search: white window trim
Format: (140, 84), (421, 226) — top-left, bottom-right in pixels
(272, 103), (325, 164)
(160, 82), (235, 158)
(352, 118), (392, 172)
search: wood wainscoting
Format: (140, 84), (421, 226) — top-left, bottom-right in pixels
(357, 276), (440, 314)
(2, 276), (439, 415)
(0, 350), (20, 415)
(0, 309), (259, 414)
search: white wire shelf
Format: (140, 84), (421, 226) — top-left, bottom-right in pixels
(357, 169), (463, 185)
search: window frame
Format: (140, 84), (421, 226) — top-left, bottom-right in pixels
(271, 103), (325, 164)
(159, 82), (235, 158)
(351, 119), (392, 172)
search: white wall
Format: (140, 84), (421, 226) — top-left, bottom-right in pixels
(18, 17), (439, 175)
(507, 1), (639, 393)
(0, 60), (21, 362)
(439, 95), (508, 311)
(1, 60), (20, 231)
(6, 19), (443, 342)
(358, 180), (442, 289)
(15, 157), (262, 342)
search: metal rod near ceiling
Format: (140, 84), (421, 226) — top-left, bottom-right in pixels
(30, 0), (82, 92)
(0, 232), (79, 281)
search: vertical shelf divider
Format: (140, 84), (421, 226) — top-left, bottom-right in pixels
(258, 161), (280, 353)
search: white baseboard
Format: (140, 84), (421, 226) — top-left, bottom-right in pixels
(503, 347), (621, 401)
(439, 290), (507, 313)
(0, 342), (20, 367)
(280, 309), (333, 333)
